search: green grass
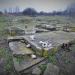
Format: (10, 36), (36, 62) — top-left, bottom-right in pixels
(39, 64), (47, 75)
(0, 16), (14, 73)
(15, 55), (25, 64)
(0, 48), (13, 73)
(48, 55), (57, 65)
(0, 16), (8, 36)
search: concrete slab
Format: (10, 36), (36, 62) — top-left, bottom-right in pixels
(9, 41), (33, 55)
(23, 31), (75, 48)
(13, 56), (44, 72)
(8, 31), (75, 50)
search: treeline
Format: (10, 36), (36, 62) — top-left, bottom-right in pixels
(22, 8), (64, 16)
(22, 7), (75, 17)
(1, 3), (75, 17)
(22, 3), (75, 17)
(0, 11), (3, 15)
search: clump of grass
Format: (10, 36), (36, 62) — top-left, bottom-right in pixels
(39, 64), (47, 75)
(0, 48), (6, 58)
(15, 55), (25, 64)
(48, 55), (57, 64)
(47, 47), (58, 64)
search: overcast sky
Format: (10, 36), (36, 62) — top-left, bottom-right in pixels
(0, 0), (75, 12)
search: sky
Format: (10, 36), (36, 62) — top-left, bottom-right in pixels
(0, 0), (75, 12)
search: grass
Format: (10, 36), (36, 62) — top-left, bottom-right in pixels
(15, 55), (25, 64)
(39, 64), (47, 75)
(0, 48), (13, 73)
(11, 15), (75, 31)
(0, 16), (9, 36)
(0, 16), (14, 74)
(48, 55), (57, 65)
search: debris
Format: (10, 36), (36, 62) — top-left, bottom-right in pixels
(31, 54), (37, 59)
(26, 44), (31, 48)
(30, 35), (35, 41)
